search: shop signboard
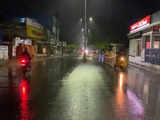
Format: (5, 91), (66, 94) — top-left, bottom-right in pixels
(130, 15), (151, 33)
(26, 18), (44, 39)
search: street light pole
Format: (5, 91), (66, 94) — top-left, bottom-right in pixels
(84, 0), (87, 49)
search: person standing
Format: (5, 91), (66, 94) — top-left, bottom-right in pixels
(98, 50), (102, 63)
(101, 49), (105, 63)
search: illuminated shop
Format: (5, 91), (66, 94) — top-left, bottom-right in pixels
(128, 11), (160, 67)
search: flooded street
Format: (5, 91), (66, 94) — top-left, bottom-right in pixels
(0, 57), (159, 120)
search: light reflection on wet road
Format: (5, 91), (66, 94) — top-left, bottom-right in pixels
(0, 57), (159, 120)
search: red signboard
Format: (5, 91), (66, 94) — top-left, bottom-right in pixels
(130, 15), (151, 32)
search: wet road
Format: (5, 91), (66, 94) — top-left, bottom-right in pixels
(0, 57), (159, 120)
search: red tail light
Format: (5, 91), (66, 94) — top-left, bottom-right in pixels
(19, 57), (28, 66)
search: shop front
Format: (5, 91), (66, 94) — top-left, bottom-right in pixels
(0, 17), (45, 59)
(128, 12), (160, 69)
(26, 18), (45, 56)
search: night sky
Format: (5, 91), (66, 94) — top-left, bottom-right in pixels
(0, 0), (160, 44)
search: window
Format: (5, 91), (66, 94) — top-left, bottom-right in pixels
(153, 36), (160, 48)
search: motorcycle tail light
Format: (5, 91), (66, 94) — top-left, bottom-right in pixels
(19, 57), (28, 66)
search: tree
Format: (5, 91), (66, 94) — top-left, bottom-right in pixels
(67, 44), (77, 49)
(87, 27), (113, 49)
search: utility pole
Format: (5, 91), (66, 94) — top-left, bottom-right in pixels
(55, 12), (58, 56)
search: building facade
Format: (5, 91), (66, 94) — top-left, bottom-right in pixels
(128, 11), (160, 70)
(0, 17), (45, 59)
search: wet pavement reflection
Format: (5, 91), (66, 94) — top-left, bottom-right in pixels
(127, 66), (160, 120)
(0, 57), (159, 120)
(19, 78), (31, 120)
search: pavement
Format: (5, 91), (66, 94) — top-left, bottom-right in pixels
(0, 56), (159, 120)
(129, 62), (160, 75)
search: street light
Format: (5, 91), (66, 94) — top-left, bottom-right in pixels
(80, 18), (83, 23)
(89, 17), (93, 22)
(80, 17), (94, 51)
(81, 28), (84, 32)
(82, 0), (94, 51)
(80, 17), (94, 24)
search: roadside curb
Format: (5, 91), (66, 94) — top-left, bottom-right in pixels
(128, 62), (160, 75)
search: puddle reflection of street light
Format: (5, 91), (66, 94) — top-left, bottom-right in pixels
(115, 72), (126, 113)
(119, 72), (124, 89)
